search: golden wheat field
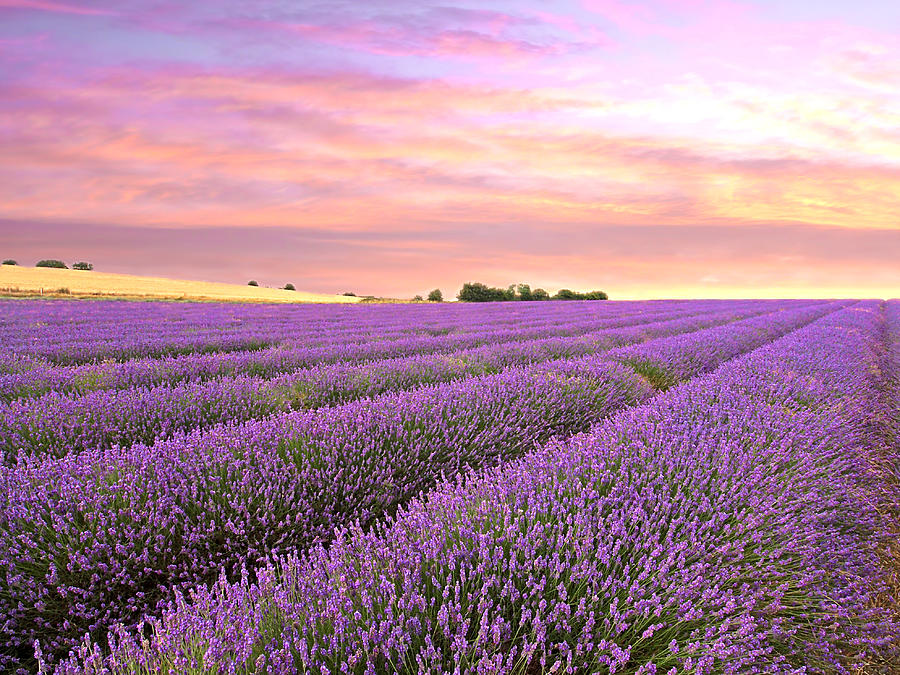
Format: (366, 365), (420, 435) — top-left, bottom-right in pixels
(0, 266), (361, 303)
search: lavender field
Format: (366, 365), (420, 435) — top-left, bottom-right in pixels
(1, 299), (898, 674)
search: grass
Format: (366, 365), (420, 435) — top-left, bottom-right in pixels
(0, 266), (362, 304)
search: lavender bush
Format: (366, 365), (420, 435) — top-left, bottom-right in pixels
(0, 300), (750, 401)
(0, 302), (832, 667)
(0, 298), (894, 674)
(0, 302), (791, 461)
(1, 362), (652, 667)
(55, 303), (900, 674)
(1, 298), (681, 365)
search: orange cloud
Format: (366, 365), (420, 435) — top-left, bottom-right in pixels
(2, 65), (898, 235)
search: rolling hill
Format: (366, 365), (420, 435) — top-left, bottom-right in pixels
(0, 265), (361, 303)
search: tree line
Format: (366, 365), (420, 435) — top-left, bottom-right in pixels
(456, 282), (607, 302)
(2, 259), (93, 270)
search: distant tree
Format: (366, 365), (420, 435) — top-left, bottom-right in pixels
(247, 280), (259, 287)
(72, 261), (93, 271)
(516, 283), (533, 301)
(342, 292), (357, 297)
(413, 294), (424, 302)
(457, 282), (490, 302)
(1, 259), (16, 266)
(283, 283), (296, 291)
(457, 281), (606, 302)
(36, 259), (68, 269)
(552, 288), (608, 300)
(427, 288), (443, 302)
(457, 282), (509, 302)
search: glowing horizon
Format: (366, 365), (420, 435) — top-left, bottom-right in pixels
(1, 0), (898, 299)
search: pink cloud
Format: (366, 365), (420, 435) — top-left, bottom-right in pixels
(1, 61), (898, 236)
(0, 0), (114, 16)
(221, 18), (574, 60)
(579, 0), (661, 35)
(206, 3), (614, 62)
(0, 0), (898, 297)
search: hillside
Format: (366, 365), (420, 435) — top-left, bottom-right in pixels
(0, 266), (361, 303)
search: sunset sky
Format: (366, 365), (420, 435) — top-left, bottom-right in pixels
(1, 0), (898, 299)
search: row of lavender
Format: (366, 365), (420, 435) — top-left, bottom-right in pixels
(885, 302), (900, 488)
(1, 305), (635, 367)
(2, 307), (677, 397)
(0, 301), (774, 401)
(0, 300), (713, 365)
(0, 301), (813, 460)
(55, 302), (900, 674)
(1, 297), (651, 347)
(0, 302), (839, 668)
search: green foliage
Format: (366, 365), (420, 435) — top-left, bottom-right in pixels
(458, 282), (607, 302)
(413, 295), (424, 302)
(516, 284), (533, 301)
(342, 292), (356, 297)
(1, 259), (16, 266)
(72, 262), (93, 271)
(427, 288), (443, 302)
(457, 282), (509, 302)
(247, 280), (259, 287)
(620, 359), (677, 390)
(35, 259), (68, 269)
(553, 289), (608, 300)
(283, 283), (296, 291)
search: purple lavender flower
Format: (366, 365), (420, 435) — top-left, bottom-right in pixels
(49, 302), (900, 674)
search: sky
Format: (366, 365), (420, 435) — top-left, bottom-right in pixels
(1, 0), (898, 299)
